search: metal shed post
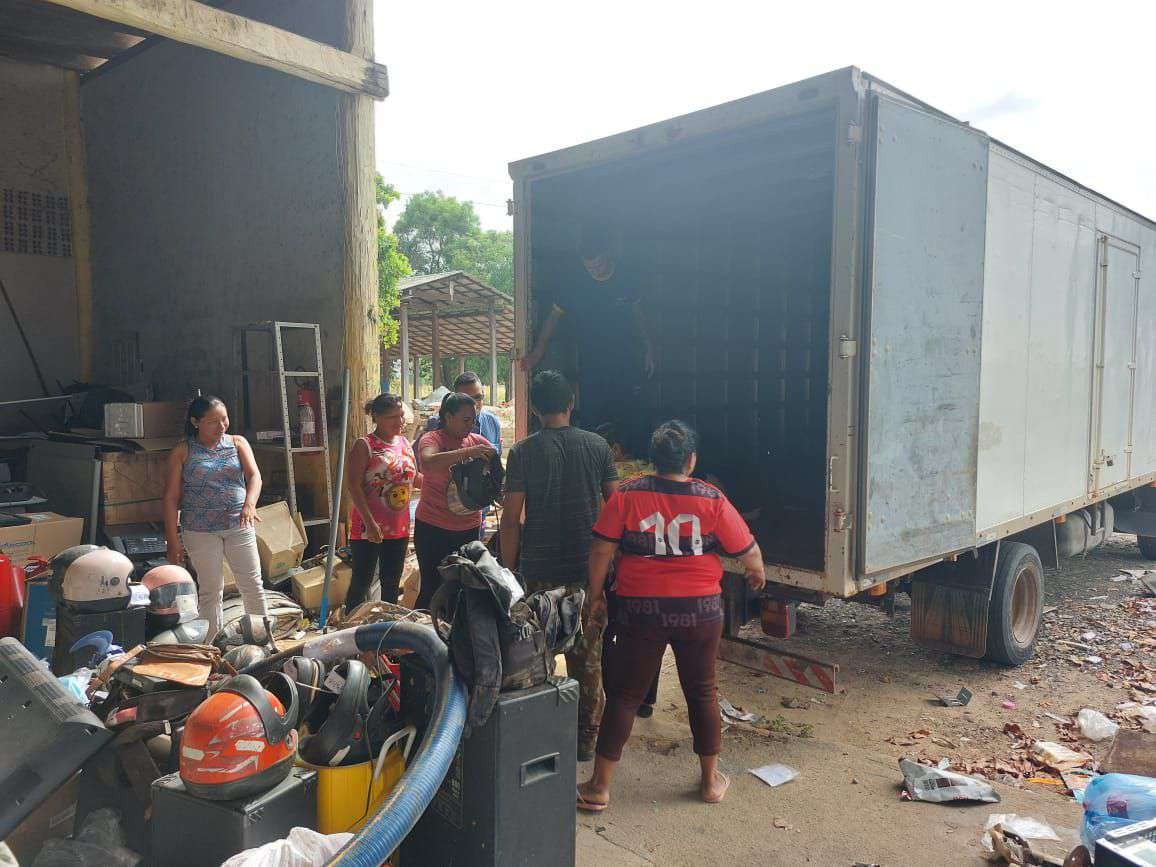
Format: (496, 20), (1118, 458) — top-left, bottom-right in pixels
(431, 305), (441, 389)
(489, 304), (498, 405)
(399, 304), (410, 400)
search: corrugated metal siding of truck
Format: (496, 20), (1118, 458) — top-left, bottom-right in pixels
(861, 98), (988, 575)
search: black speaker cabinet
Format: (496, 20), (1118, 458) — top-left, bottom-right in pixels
(401, 658), (578, 866)
(150, 766), (317, 867)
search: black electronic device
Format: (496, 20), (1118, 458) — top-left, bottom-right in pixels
(0, 482), (43, 507)
(0, 637), (113, 838)
(1096, 817), (1156, 866)
(108, 532), (168, 559)
(52, 603), (146, 675)
(400, 657), (578, 866)
(0, 510), (31, 529)
(150, 766), (317, 867)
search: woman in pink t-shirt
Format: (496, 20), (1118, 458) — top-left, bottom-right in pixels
(346, 393), (417, 608)
(413, 392), (496, 609)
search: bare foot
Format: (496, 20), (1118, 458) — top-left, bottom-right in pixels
(577, 780), (609, 812)
(701, 770), (730, 804)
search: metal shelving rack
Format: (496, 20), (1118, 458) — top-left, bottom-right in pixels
(239, 321), (333, 527)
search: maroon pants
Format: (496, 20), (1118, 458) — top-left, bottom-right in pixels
(596, 618), (723, 761)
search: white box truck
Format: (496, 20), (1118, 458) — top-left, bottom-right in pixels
(509, 67), (1156, 675)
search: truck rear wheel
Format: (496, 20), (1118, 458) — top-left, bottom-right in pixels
(1138, 535), (1156, 560)
(985, 542), (1043, 666)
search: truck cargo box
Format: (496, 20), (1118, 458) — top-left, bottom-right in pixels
(510, 67), (1156, 603)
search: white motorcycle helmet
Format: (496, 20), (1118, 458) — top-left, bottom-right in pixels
(52, 545), (133, 613)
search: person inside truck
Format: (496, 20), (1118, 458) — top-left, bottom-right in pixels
(519, 220), (654, 456)
(578, 420), (766, 811)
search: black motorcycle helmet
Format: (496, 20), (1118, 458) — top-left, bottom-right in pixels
(299, 659), (371, 767)
(278, 656), (327, 725)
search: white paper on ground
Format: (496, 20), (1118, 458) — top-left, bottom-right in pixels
(749, 764), (799, 788)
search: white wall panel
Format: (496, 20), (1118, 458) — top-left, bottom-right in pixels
(976, 153), (1034, 531)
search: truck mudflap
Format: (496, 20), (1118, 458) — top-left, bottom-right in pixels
(718, 573), (840, 693)
(909, 544), (1000, 658)
(718, 637), (839, 694)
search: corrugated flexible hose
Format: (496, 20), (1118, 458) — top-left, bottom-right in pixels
(284, 621), (467, 867)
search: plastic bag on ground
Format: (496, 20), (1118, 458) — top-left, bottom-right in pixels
(1080, 773), (1156, 853)
(979, 813), (1060, 861)
(1076, 708), (1119, 742)
(221, 828), (353, 867)
(899, 758), (1000, 804)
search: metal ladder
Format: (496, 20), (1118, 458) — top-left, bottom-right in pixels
(239, 321), (333, 527)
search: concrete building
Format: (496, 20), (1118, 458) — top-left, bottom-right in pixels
(0, 0), (386, 434)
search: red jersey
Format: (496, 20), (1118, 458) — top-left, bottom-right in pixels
(592, 476), (755, 598)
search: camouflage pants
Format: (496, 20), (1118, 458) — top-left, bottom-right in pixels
(529, 577), (604, 742)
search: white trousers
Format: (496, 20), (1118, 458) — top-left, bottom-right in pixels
(182, 525), (268, 640)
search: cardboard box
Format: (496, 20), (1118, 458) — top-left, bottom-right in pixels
(255, 502), (307, 580)
(291, 563), (352, 611)
(100, 449), (171, 524)
(103, 401), (187, 439)
(4, 772), (80, 864)
(0, 512), (84, 571)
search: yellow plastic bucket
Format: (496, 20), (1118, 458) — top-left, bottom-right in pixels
(301, 725), (416, 835)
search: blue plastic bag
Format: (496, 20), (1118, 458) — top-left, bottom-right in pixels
(1080, 773), (1156, 853)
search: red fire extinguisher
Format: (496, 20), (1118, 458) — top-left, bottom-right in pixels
(297, 383), (321, 448)
(0, 552), (24, 640)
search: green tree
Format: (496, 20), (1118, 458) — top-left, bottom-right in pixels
(394, 191), (480, 274)
(376, 174), (411, 347)
(450, 229), (513, 295)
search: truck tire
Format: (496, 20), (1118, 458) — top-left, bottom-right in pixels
(985, 542), (1043, 666)
(1138, 535), (1156, 560)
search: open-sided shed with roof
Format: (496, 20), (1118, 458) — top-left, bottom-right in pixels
(390, 270), (514, 403)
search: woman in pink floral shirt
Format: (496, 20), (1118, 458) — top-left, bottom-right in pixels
(346, 393), (417, 607)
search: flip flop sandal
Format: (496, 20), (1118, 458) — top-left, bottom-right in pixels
(576, 787), (608, 813)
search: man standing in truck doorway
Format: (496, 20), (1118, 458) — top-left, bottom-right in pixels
(519, 220), (655, 459)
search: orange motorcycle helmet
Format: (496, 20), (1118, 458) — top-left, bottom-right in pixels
(179, 673), (299, 801)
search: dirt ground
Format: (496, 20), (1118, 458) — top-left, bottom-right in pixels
(574, 534), (1156, 866)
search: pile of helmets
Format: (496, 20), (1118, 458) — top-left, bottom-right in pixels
(179, 655), (405, 800)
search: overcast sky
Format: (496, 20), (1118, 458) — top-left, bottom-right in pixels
(373, 1), (1156, 232)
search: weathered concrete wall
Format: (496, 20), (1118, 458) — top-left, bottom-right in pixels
(82, 0), (346, 429)
(0, 58), (80, 408)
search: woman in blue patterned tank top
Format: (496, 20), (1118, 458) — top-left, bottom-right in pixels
(163, 396), (268, 640)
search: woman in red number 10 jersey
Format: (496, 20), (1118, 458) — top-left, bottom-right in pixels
(577, 420), (767, 812)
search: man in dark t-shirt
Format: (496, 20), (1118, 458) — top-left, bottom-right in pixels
(501, 370), (619, 760)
